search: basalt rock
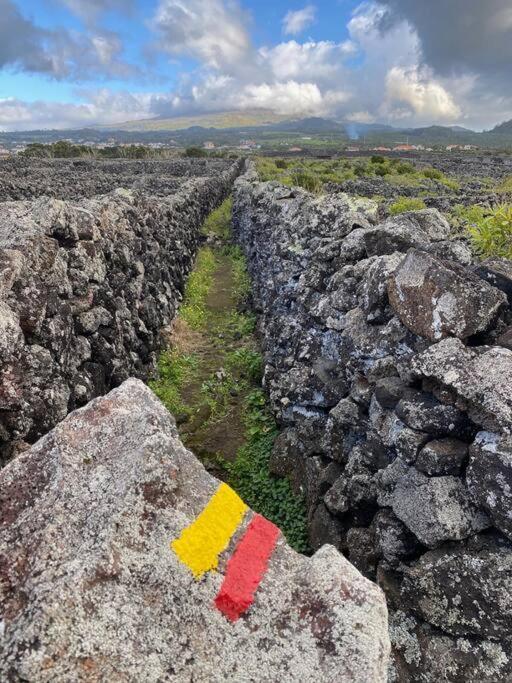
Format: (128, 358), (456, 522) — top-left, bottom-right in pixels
(233, 164), (512, 681)
(0, 158), (242, 462)
(0, 379), (390, 683)
(388, 249), (506, 341)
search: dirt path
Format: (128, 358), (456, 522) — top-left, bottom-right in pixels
(177, 251), (249, 471)
(149, 199), (309, 553)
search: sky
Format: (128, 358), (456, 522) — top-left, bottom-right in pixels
(1, 0), (512, 131)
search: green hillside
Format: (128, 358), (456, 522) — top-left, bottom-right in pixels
(96, 109), (291, 132)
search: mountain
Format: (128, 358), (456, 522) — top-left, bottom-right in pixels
(270, 117), (345, 133)
(95, 109), (291, 132)
(491, 119), (512, 134)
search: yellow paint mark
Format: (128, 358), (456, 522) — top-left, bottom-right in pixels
(171, 482), (248, 579)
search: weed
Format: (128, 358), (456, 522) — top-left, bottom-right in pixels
(179, 248), (217, 330)
(497, 176), (512, 193)
(389, 197), (427, 215)
(226, 348), (263, 382)
(467, 204), (512, 259)
(290, 170), (322, 193)
(422, 167), (443, 180)
(202, 198), (232, 238)
(228, 390), (310, 553)
(149, 351), (199, 417)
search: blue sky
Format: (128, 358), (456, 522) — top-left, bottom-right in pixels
(1, 0), (511, 130)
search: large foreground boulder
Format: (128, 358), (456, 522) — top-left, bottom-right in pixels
(0, 379), (390, 682)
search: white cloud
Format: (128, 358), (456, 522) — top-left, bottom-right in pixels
(282, 5), (316, 36)
(259, 40), (355, 83)
(385, 66), (461, 121)
(0, 91), (154, 131)
(152, 0), (250, 68)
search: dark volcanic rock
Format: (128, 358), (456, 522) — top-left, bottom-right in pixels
(416, 438), (468, 476)
(388, 249), (506, 341)
(412, 338), (512, 432)
(363, 209), (450, 257)
(474, 257), (512, 302)
(400, 536), (512, 639)
(232, 164), (512, 681)
(391, 468), (489, 547)
(467, 432), (512, 540)
(0, 159), (242, 461)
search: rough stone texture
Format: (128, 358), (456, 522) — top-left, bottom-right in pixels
(233, 163), (512, 681)
(412, 338), (512, 432)
(391, 468), (489, 547)
(0, 158), (242, 462)
(415, 438), (468, 476)
(0, 379), (390, 683)
(0, 157), (236, 200)
(399, 534), (512, 639)
(388, 249), (506, 341)
(466, 431), (512, 540)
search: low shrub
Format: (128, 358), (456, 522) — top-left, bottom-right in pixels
(228, 390), (310, 553)
(389, 197), (427, 215)
(274, 159), (288, 169)
(422, 167), (443, 180)
(184, 146), (207, 158)
(467, 204), (512, 259)
(290, 170), (322, 193)
(371, 155), (386, 164)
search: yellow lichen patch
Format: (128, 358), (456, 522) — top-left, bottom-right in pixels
(171, 482), (248, 578)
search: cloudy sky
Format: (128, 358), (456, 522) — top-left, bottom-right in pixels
(1, 0), (512, 131)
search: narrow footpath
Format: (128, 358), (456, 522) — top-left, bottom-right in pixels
(150, 198), (309, 553)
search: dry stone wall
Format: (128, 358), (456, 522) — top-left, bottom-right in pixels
(0, 158), (242, 462)
(233, 162), (512, 682)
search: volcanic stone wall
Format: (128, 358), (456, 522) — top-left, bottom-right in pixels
(233, 162), (512, 682)
(0, 157), (236, 200)
(0, 158), (242, 462)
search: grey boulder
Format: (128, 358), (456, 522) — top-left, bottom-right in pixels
(388, 249), (506, 341)
(0, 379), (390, 683)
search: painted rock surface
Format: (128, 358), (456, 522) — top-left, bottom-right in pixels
(0, 379), (389, 682)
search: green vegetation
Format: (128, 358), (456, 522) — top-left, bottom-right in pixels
(449, 203), (487, 235)
(150, 197), (309, 553)
(497, 176), (512, 193)
(255, 155), (460, 194)
(466, 204), (512, 259)
(179, 248), (217, 330)
(184, 146), (208, 158)
(389, 197), (427, 215)
(23, 140), (160, 159)
(227, 390), (309, 553)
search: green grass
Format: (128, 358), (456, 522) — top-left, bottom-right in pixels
(389, 197), (427, 215)
(179, 248), (217, 330)
(467, 204), (512, 259)
(151, 196), (309, 553)
(254, 155), (462, 196)
(149, 351), (199, 417)
(228, 390), (310, 554)
(202, 197), (233, 238)
(497, 176), (512, 193)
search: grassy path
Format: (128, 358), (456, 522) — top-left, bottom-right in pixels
(150, 199), (309, 553)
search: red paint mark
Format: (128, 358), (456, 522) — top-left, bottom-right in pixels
(214, 514), (280, 622)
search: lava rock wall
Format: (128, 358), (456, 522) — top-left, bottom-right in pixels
(0, 159), (242, 462)
(233, 162), (512, 682)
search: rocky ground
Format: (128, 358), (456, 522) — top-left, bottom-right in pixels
(233, 161), (512, 682)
